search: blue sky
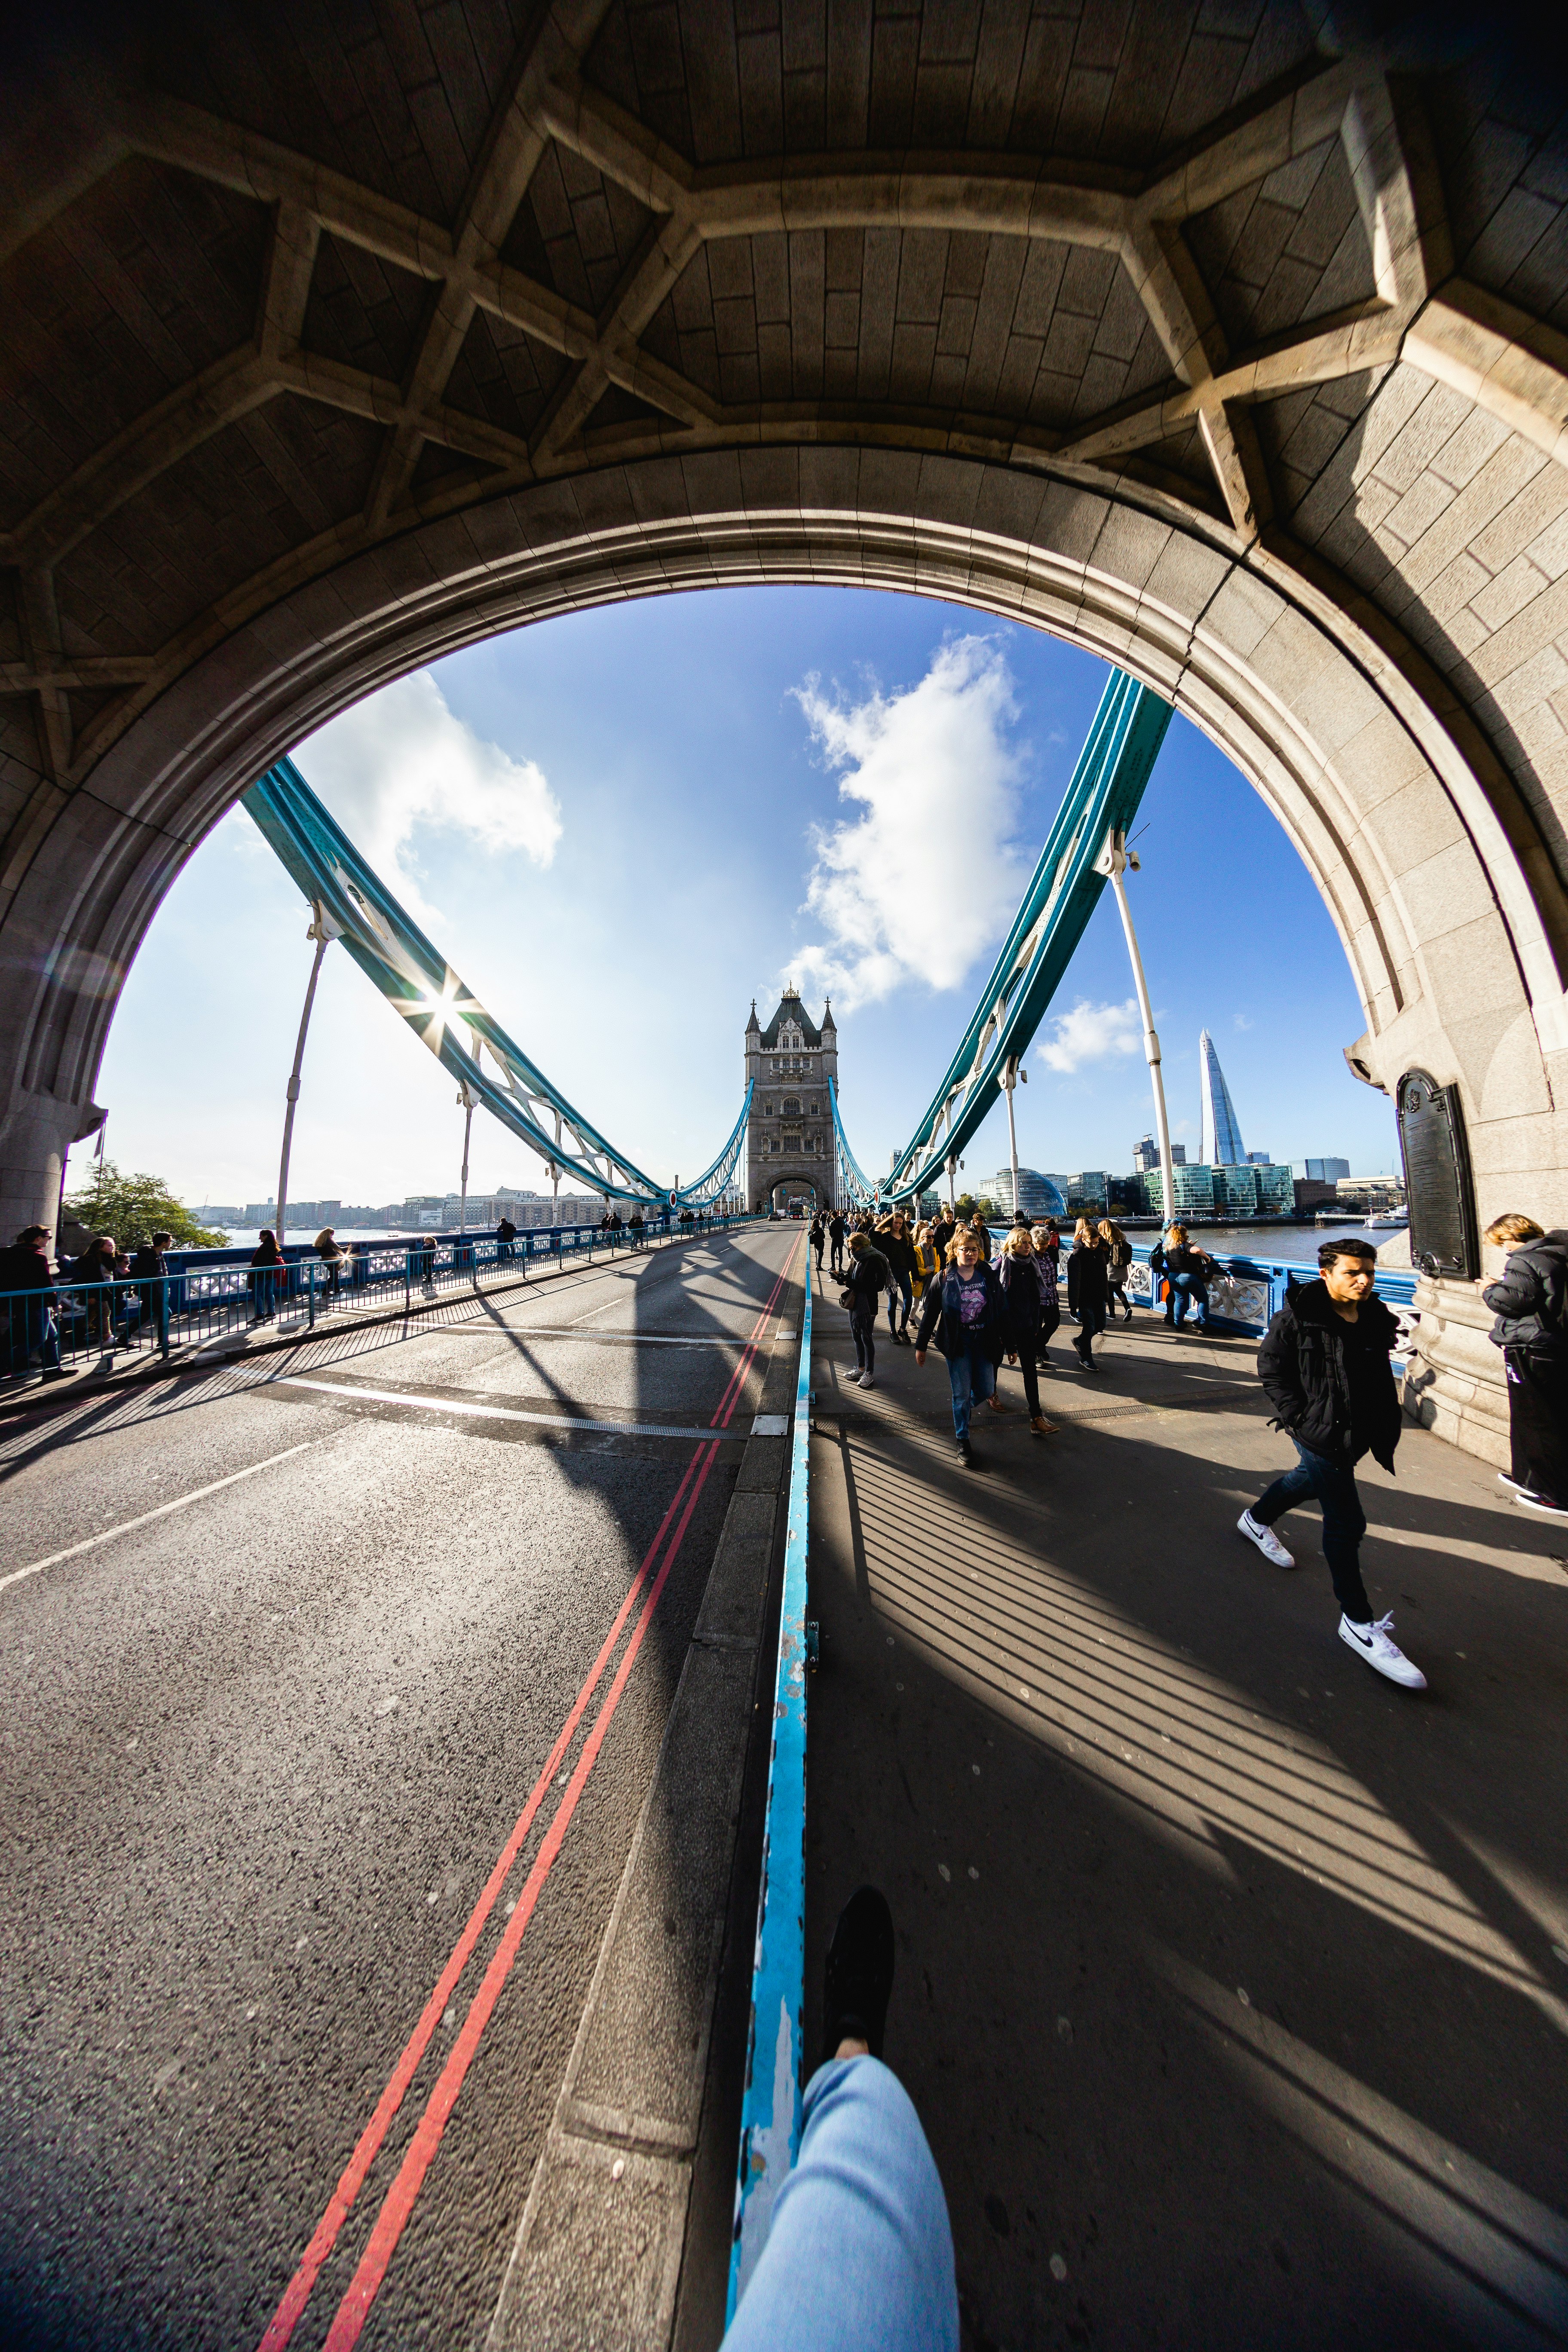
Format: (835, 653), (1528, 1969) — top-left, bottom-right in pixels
(96, 585), (1400, 1211)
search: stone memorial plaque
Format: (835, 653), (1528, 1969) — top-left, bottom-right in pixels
(1396, 1069), (1478, 1279)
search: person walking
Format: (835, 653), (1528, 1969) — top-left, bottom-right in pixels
(997, 1227), (1057, 1436)
(1163, 1225), (1214, 1333)
(911, 1220), (940, 1306)
(1066, 1216), (1109, 1372)
(1029, 1225), (1063, 1366)
(914, 1226), (1007, 1468)
(132, 1231), (174, 1349)
(1237, 1237), (1425, 1690)
(315, 1225), (345, 1302)
(828, 1209), (847, 1277)
(3, 1225), (63, 1381)
(497, 1212), (518, 1262)
(841, 1231), (890, 1390)
(811, 1212), (826, 1277)
(1481, 1213), (1568, 1518)
(969, 1207), (992, 1262)
(877, 1213), (916, 1344)
(928, 1207), (956, 1267)
(1100, 1218), (1134, 1323)
(250, 1228), (284, 1323)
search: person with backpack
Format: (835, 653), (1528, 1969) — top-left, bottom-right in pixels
(1481, 1213), (1568, 1518)
(1148, 1228), (1173, 1324)
(914, 1226), (1007, 1468)
(1237, 1237), (1425, 1690)
(1163, 1224), (1215, 1333)
(1099, 1217), (1134, 1323)
(1066, 1217), (1109, 1372)
(997, 1226), (1057, 1436)
(840, 1231), (891, 1390)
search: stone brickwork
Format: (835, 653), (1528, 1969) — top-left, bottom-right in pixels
(744, 988), (836, 1211)
(3, 5), (1568, 1461)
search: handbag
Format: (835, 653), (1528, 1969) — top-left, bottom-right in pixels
(838, 1285), (857, 1311)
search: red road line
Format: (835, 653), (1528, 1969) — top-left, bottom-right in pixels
(322, 1439), (724, 2351)
(257, 1231), (799, 2351)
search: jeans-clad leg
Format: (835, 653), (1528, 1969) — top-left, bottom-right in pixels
(725, 2057), (959, 2352)
(1254, 1440), (1372, 1621)
(946, 1348), (973, 1439)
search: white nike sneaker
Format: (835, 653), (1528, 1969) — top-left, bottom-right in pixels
(858, 1372), (877, 1391)
(1517, 1491), (1568, 1519)
(1339, 1612), (1427, 1690)
(1237, 1510), (1294, 1567)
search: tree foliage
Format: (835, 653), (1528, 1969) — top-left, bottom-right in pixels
(62, 1160), (227, 1250)
(954, 1191), (978, 1221)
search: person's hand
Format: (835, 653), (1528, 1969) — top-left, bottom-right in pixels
(915, 1348), (927, 1366)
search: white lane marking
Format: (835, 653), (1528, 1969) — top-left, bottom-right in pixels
(444, 1326), (750, 1348)
(2, 1440), (319, 1596)
(268, 1375), (743, 1442)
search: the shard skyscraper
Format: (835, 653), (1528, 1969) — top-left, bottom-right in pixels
(1198, 1029), (1246, 1165)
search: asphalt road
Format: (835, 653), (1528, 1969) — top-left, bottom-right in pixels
(0, 1225), (801, 2352)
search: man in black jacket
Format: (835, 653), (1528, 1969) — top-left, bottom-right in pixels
(1482, 1213), (1568, 1515)
(1237, 1237), (1426, 1690)
(3, 1225), (64, 1381)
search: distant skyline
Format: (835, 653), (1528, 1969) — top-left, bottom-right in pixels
(95, 587), (1401, 1213)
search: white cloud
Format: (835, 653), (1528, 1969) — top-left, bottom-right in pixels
(297, 670), (562, 920)
(1035, 997), (1142, 1075)
(787, 637), (1023, 1009)
(1234, 1011), (1253, 1031)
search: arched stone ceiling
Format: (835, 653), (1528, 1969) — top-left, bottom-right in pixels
(3, 0), (1568, 1260)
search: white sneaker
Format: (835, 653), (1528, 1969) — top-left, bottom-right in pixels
(1498, 1472), (1532, 1497)
(1517, 1491), (1568, 1519)
(1237, 1510), (1294, 1568)
(858, 1373), (876, 1391)
(1339, 1612), (1427, 1690)
(845, 1366), (863, 1384)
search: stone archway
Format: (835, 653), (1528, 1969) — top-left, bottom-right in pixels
(767, 1171), (826, 1216)
(6, 7), (1568, 1464)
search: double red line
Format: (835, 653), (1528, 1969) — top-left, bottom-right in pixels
(260, 1239), (801, 2352)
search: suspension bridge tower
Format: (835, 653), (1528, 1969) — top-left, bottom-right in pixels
(745, 988), (837, 1213)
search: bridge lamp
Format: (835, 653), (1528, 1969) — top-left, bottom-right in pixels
(1093, 827), (1175, 1227)
(996, 1055), (1028, 1215)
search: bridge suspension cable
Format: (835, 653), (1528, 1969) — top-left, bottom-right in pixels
(835, 668), (1174, 1208)
(244, 756), (750, 1208)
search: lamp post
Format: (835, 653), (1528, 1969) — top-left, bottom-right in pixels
(997, 1053), (1027, 1218)
(276, 899), (337, 1242)
(456, 1080), (475, 1234)
(1094, 826), (1174, 1226)
(946, 1151), (958, 1211)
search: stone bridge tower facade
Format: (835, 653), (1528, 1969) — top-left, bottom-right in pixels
(745, 989), (837, 1212)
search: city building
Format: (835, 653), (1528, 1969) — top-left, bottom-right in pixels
(1298, 1157), (1351, 1184)
(1294, 1178), (1340, 1212)
(1337, 1176), (1406, 1210)
(1246, 1152), (1272, 1166)
(1132, 1134), (1185, 1171)
(745, 987), (837, 1211)
(986, 1167), (1069, 1220)
(1198, 1029), (1247, 1165)
(1168, 1163), (1216, 1216)
(1043, 1171), (1108, 1213)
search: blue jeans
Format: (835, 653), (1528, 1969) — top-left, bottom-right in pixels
(1170, 1273), (1210, 1329)
(726, 2057), (959, 2352)
(1253, 1439), (1374, 1622)
(946, 1340), (995, 1439)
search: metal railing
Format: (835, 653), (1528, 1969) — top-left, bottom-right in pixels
(1, 1213), (756, 1386)
(727, 1249), (813, 2316)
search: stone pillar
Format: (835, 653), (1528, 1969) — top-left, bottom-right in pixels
(1402, 1276), (1509, 1469)
(0, 1086), (106, 1241)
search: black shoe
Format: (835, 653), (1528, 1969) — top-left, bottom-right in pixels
(822, 1886), (895, 2066)
(958, 1436), (977, 1467)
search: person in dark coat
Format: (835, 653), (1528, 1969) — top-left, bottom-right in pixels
(132, 1231), (173, 1347)
(827, 1210), (847, 1275)
(997, 1227), (1057, 1436)
(1481, 1213), (1568, 1516)
(1029, 1225), (1063, 1365)
(1065, 1218), (1109, 1371)
(841, 1231), (890, 1390)
(3, 1225), (63, 1380)
(496, 1213), (518, 1262)
(914, 1227), (1007, 1467)
(876, 1213), (917, 1344)
(1237, 1237), (1425, 1689)
(250, 1228), (284, 1322)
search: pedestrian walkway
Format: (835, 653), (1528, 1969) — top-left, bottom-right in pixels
(804, 1268), (1568, 2349)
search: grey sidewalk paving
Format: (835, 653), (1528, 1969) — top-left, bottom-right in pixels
(805, 1277), (1568, 2351)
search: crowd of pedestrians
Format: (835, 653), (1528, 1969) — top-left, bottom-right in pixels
(802, 1190), (1568, 1700)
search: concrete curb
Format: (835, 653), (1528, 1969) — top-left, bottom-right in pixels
(486, 1259), (805, 2352)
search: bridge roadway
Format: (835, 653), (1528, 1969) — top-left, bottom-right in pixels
(0, 1224), (804, 2352)
(805, 1267), (1568, 2350)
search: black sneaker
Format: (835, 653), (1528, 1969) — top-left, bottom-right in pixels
(959, 1436), (979, 1468)
(822, 1885), (895, 2066)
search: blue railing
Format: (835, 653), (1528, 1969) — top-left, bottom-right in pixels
(1, 1213), (756, 1384)
(728, 1251), (813, 2317)
(1108, 1241), (1421, 1359)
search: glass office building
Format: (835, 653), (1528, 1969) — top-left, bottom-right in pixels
(987, 1167), (1069, 1219)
